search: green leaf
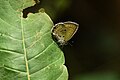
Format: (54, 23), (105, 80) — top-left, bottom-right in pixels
(0, 0), (68, 80)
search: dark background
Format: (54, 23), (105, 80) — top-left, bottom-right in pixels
(24, 0), (120, 80)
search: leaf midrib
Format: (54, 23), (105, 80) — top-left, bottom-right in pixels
(21, 13), (30, 80)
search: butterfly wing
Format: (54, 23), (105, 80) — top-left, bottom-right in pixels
(52, 23), (64, 37)
(52, 21), (79, 44)
(63, 21), (79, 42)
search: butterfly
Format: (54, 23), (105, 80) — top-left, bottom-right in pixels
(52, 21), (79, 45)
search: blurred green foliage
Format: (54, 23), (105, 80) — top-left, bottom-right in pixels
(73, 72), (119, 80)
(40, 0), (71, 20)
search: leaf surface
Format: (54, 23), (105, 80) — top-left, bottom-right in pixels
(0, 0), (68, 80)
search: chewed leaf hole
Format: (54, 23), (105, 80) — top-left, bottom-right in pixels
(22, 0), (41, 18)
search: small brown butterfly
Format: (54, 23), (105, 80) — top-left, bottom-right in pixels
(52, 21), (79, 45)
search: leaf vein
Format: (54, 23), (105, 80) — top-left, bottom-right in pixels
(4, 65), (26, 74)
(26, 31), (50, 49)
(30, 51), (63, 75)
(24, 15), (42, 26)
(56, 66), (64, 80)
(0, 18), (20, 30)
(28, 41), (54, 61)
(0, 32), (22, 41)
(24, 22), (45, 40)
(21, 13), (30, 80)
(0, 48), (23, 55)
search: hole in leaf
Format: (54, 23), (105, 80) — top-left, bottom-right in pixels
(22, 0), (41, 18)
